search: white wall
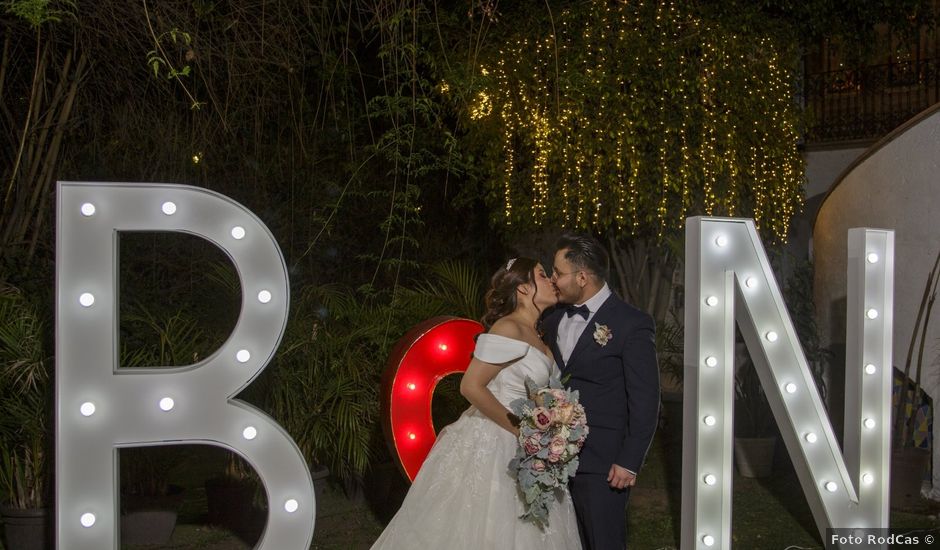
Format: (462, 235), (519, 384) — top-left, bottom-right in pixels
(805, 146), (871, 199)
(813, 109), (940, 496)
(789, 146), (868, 261)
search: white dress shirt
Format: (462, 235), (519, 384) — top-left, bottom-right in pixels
(557, 283), (612, 363)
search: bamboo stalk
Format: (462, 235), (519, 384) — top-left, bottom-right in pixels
(24, 52), (86, 264)
(2, 31), (45, 239)
(0, 35), (10, 107)
(14, 47), (71, 245)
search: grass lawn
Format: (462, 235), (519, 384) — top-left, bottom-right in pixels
(628, 431), (940, 549)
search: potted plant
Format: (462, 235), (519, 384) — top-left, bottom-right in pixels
(890, 247), (940, 509)
(204, 452), (261, 530)
(264, 285), (376, 488)
(118, 446), (186, 545)
(733, 353), (778, 478)
(0, 284), (53, 550)
(117, 305), (205, 544)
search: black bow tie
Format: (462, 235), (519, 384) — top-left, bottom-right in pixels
(566, 304), (590, 320)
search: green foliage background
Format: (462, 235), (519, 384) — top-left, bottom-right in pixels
(0, 0), (934, 491)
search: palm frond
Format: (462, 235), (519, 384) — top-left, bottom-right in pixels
(122, 305), (207, 366)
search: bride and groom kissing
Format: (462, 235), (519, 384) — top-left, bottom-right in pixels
(371, 233), (661, 550)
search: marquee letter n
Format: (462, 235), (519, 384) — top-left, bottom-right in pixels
(682, 217), (892, 549)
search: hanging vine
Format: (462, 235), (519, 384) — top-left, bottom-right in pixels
(469, 0), (805, 244)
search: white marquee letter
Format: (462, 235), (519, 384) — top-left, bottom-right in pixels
(682, 217), (892, 548)
(56, 182), (315, 549)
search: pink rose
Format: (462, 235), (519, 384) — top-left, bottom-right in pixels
(547, 436), (566, 462)
(532, 459), (546, 472)
(523, 434), (542, 456)
(532, 407), (553, 430)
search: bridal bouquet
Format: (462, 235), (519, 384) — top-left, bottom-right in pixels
(508, 376), (588, 528)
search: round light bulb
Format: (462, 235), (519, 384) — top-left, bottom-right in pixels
(867, 253), (879, 264)
(804, 432), (818, 443)
(243, 426), (258, 440)
(408, 432), (416, 440)
(161, 201), (177, 215)
(80, 513), (96, 528)
(80, 203), (96, 216)
(236, 349), (251, 363)
(257, 290), (272, 303)
(231, 226), (246, 240)
(863, 418), (875, 429)
(702, 534), (716, 547)
(159, 397), (175, 411)
(406, 382), (416, 391)
(439, 343), (448, 351)
(745, 277), (757, 288)
(705, 296), (718, 307)
(703, 474), (717, 486)
(284, 499), (299, 513)
(704, 356), (718, 368)
(862, 473), (874, 485)
(715, 235), (727, 247)
(866, 308), (878, 319)
(79, 293), (95, 307)
(825, 481), (838, 492)
(864, 364), (877, 375)
(765, 331), (778, 342)
(703, 415), (717, 426)
(784, 383), (797, 394)
(80, 402), (96, 417)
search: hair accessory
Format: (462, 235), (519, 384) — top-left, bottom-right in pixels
(505, 258), (517, 271)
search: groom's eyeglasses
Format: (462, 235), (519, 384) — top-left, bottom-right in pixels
(551, 267), (596, 281)
(551, 268), (581, 280)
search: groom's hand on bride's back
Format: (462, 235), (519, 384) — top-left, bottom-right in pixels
(607, 464), (636, 490)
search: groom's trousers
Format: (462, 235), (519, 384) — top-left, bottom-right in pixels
(570, 473), (630, 550)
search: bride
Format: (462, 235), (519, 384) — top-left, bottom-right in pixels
(370, 257), (582, 549)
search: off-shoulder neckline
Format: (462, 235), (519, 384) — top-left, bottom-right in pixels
(478, 333), (553, 364)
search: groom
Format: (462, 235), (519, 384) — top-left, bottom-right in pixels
(542, 233), (660, 550)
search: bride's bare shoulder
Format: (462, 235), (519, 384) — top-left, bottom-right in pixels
(488, 317), (525, 340)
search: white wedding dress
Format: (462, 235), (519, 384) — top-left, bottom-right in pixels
(370, 334), (582, 550)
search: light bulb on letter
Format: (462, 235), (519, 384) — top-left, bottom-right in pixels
(80, 513), (96, 528)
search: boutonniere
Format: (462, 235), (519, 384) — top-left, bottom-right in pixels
(593, 322), (612, 346)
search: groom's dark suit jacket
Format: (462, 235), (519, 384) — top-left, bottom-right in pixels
(543, 295), (660, 475)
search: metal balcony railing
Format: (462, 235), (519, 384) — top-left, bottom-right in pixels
(803, 58), (940, 143)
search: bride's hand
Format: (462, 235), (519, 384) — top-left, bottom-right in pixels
(508, 413), (521, 437)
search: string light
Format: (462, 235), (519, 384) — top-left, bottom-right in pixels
(476, 0), (801, 239)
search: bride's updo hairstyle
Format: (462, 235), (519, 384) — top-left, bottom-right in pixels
(481, 257), (540, 329)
